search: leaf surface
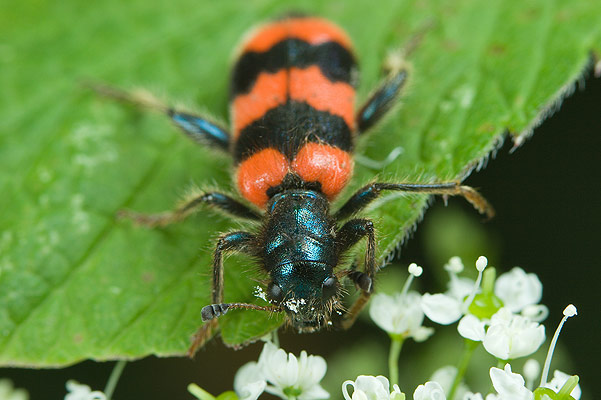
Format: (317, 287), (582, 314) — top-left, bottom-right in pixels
(1, 0), (599, 366)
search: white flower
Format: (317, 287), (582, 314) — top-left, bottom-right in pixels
(542, 370), (581, 400)
(422, 257), (548, 331)
(489, 364), (532, 400)
(370, 292), (433, 341)
(258, 342), (329, 400)
(233, 342), (329, 400)
(421, 257), (485, 326)
(461, 393), (483, 400)
(370, 264), (433, 341)
(413, 381), (446, 400)
(234, 362), (267, 400)
(520, 305), (549, 323)
(457, 314), (486, 342)
(429, 366), (470, 400)
(494, 268), (543, 315)
(421, 293), (464, 325)
(0, 379), (29, 400)
(482, 308), (545, 360)
(64, 381), (106, 400)
(522, 359), (540, 390)
(342, 375), (403, 400)
(391, 385), (403, 400)
(445, 256), (464, 274)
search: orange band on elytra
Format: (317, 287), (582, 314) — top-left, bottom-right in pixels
(292, 142), (354, 199)
(233, 66), (355, 136)
(241, 17), (353, 54)
(289, 66), (355, 129)
(237, 148), (289, 207)
(232, 70), (287, 138)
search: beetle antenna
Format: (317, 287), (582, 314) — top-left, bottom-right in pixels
(201, 302), (281, 321)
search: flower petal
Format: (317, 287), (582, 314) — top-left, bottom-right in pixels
(234, 362), (266, 400)
(422, 293), (462, 325)
(370, 292), (426, 338)
(343, 375), (392, 400)
(457, 315), (485, 341)
(462, 392), (484, 400)
(489, 364), (533, 400)
(413, 381), (446, 400)
(495, 268), (542, 313)
(258, 342), (329, 400)
(447, 276), (476, 301)
(412, 326), (435, 342)
(430, 366), (470, 400)
(65, 380), (107, 400)
(429, 366), (456, 394)
(299, 384), (330, 400)
(483, 309), (545, 360)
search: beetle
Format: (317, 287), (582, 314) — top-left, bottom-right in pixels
(92, 14), (493, 355)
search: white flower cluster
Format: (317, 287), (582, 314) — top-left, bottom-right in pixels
(341, 363), (583, 400)
(64, 380), (106, 400)
(234, 342), (329, 400)
(422, 257), (549, 361)
(369, 263), (433, 342)
(342, 375), (403, 400)
(487, 363), (581, 400)
(366, 258), (581, 400)
(342, 375), (463, 400)
(371, 257), (549, 360)
(0, 379), (29, 400)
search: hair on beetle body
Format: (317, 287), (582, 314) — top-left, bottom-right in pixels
(91, 14), (493, 356)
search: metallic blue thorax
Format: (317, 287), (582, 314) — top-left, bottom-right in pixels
(263, 190), (337, 299)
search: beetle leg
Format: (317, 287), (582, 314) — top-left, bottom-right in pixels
(335, 219), (376, 329)
(188, 231), (257, 356)
(335, 181), (494, 221)
(119, 191), (261, 227)
(86, 82), (230, 151)
(168, 110), (230, 152)
(356, 21), (435, 135)
(355, 52), (409, 134)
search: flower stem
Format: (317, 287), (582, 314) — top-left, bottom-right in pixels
(271, 329), (280, 347)
(540, 305), (577, 387)
(104, 360), (127, 400)
(188, 384), (216, 400)
(388, 336), (404, 386)
(448, 340), (478, 400)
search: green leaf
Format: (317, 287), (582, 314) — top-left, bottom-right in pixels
(1, 0), (599, 367)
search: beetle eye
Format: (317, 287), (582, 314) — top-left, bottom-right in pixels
(267, 283), (284, 303)
(321, 276), (337, 301)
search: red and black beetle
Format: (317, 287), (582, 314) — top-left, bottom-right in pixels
(93, 14), (493, 354)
